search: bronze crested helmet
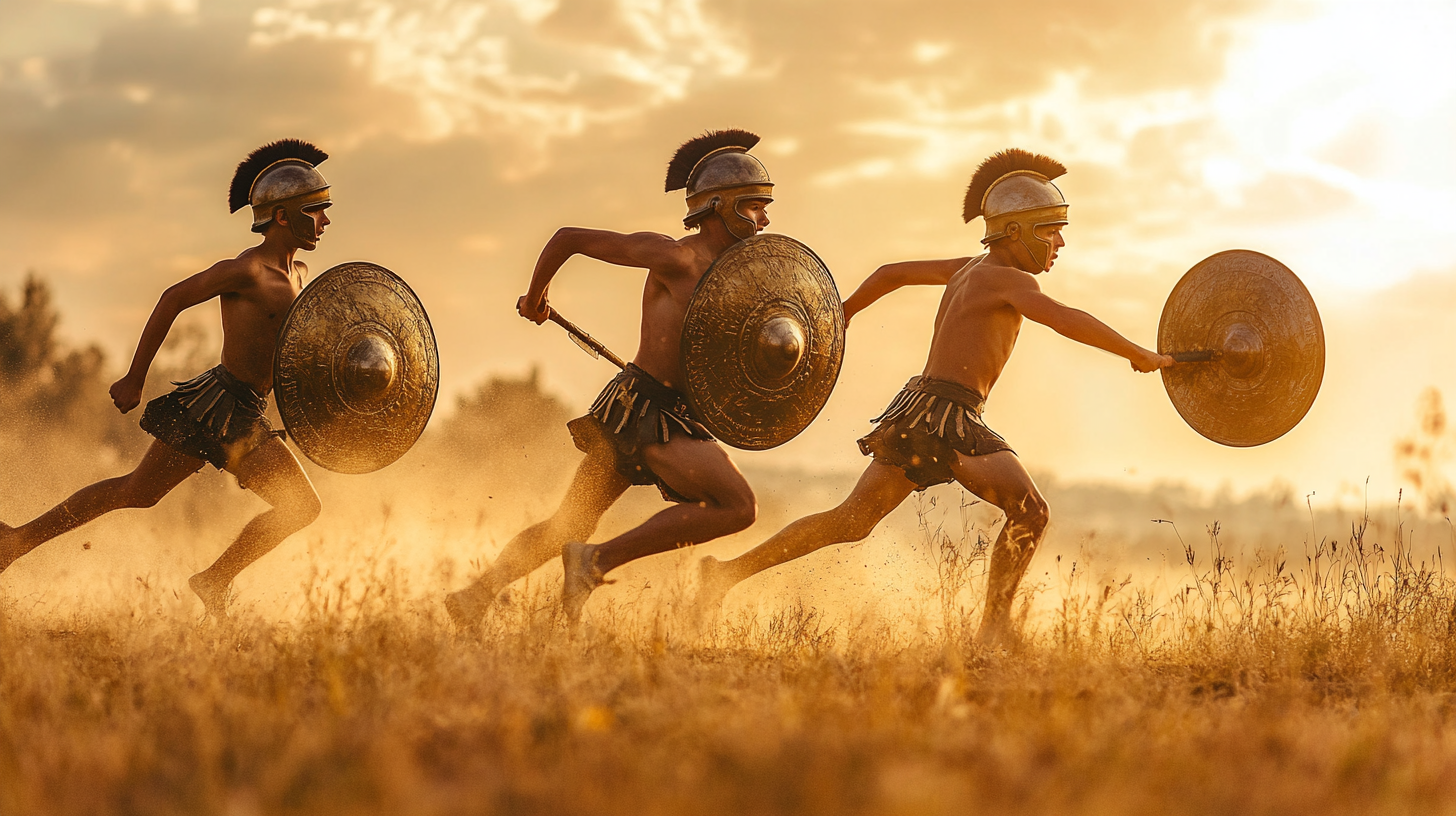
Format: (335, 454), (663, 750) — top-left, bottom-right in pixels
(963, 149), (1069, 271)
(228, 139), (332, 245)
(665, 129), (774, 241)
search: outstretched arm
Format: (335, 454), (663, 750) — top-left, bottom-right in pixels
(518, 227), (685, 323)
(1002, 276), (1171, 373)
(111, 262), (254, 412)
(842, 256), (973, 323)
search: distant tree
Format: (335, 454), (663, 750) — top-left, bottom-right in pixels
(0, 274), (142, 460)
(433, 367), (571, 466)
(0, 274), (58, 384)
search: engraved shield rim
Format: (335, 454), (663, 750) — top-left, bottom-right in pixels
(274, 261), (440, 473)
(1158, 249), (1324, 447)
(680, 234), (846, 450)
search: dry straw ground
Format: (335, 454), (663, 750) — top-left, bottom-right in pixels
(3, 509), (1455, 816)
(4, 277), (1456, 815)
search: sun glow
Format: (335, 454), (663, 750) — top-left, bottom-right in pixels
(1206, 0), (1456, 288)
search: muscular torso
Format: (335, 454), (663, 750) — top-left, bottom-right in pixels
(217, 251), (305, 394)
(631, 240), (720, 390)
(922, 255), (1026, 397)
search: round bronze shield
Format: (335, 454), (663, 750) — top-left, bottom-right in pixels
(1158, 250), (1324, 447)
(274, 262), (439, 473)
(681, 234), (845, 450)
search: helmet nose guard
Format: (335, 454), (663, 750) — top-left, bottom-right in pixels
(666, 130), (773, 241)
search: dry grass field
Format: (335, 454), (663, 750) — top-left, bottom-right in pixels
(5, 280), (1456, 815)
(3, 505), (1455, 816)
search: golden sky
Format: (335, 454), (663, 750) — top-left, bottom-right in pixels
(2, 0), (1454, 503)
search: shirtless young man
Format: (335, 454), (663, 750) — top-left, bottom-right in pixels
(0, 139), (332, 618)
(446, 129), (774, 627)
(696, 149), (1174, 643)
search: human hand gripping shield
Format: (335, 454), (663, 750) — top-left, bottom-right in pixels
(273, 262), (440, 473)
(679, 234), (846, 450)
(1158, 250), (1325, 447)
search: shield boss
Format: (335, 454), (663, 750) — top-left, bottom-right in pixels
(1159, 250), (1324, 447)
(274, 262), (439, 473)
(681, 234), (845, 450)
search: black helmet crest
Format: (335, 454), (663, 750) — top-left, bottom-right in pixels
(229, 138), (329, 214)
(665, 129), (761, 193)
(962, 148), (1065, 223)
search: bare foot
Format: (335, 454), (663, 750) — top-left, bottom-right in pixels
(188, 572), (232, 621)
(561, 541), (605, 624)
(445, 586), (488, 634)
(692, 555), (737, 628)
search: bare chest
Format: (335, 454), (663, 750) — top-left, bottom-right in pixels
(220, 274), (300, 337)
(941, 274), (1017, 332)
(639, 265), (707, 334)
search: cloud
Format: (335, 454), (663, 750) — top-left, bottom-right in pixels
(5, 0), (1442, 497)
(249, 0), (749, 147)
(0, 2), (426, 283)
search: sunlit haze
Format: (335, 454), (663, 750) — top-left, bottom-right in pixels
(3, 0), (1454, 505)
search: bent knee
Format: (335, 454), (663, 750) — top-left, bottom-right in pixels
(720, 491), (757, 532)
(301, 495), (323, 526)
(840, 513), (882, 543)
(124, 491), (167, 510)
(287, 493), (323, 528)
(117, 479), (169, 509)
(1008, 493), (1050, 532)
(818, 501), (881, 542)
(732, 496), (759, 532)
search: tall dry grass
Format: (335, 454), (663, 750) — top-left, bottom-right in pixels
(4, 274), (1456, 815)
(3, 504), (1455, 816)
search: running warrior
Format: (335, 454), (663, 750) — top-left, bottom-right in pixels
(446, 129), (774, 627)
(0, 140), (332, 618)
(695, 149), (1174, 643)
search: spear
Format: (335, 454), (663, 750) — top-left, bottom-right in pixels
(547, 307), (626, 370)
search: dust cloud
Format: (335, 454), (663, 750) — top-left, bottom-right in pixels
(2, 275), (1450, 637)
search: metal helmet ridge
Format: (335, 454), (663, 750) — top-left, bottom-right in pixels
(665, 129), (773, 241)
(228, 139), (331, 246)
(962, 149), (1068, 271)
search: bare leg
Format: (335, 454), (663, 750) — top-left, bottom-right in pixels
(946, 451), (1049, 646)
(445, 450), (629, 629)
(0, 441), (204, 574)
(696, 462), (916, 616)
(188, 436), (320, 618)
(594, 438), (757, 573)
(561, 438), (757, 621)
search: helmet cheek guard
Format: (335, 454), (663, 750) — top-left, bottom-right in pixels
(667, 131), (773, 241)
(1025, 213), (1069, 271)
(280, 190), (331, 246)
(983, 205), (1069, 271)
(246, 158), (331, 244)
(963, 150), (1070, 272)
(686, 183), (775, 240)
